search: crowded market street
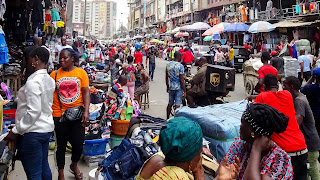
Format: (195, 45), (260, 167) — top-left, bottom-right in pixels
(10, 57), (246, 179)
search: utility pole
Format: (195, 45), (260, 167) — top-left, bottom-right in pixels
(83, 0), (87, 36)
(191, 0), (193, 23)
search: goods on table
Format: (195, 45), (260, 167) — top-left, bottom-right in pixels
(175, 100), (247, 161)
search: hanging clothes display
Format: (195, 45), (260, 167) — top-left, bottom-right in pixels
(0, 0), (6, 21)
(51, 8), (60, 21)
(240, 5), (247, 22)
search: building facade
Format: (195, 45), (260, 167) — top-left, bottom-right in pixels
(72, 0), (117, 39)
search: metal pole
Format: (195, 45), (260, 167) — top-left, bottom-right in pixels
(83, 0), (87, 36)
(191, 0), (193, 23)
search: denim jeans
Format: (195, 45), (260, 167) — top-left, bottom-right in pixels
(18, 132), (53, 180)
(100, 139), (143, 180)
(307, 151), (320, 180)
(149, 63), (155, 80)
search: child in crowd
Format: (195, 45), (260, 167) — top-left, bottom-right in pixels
(108, 75), (128, 102)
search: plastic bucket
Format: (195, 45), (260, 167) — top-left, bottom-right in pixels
(83, 139), (108, 156)
(110, 134), (125, 149)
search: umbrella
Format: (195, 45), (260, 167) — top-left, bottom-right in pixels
(174, 32), (189, 37)
(212, 32), (220, 40)
(180, 25), (193, 31)
(149, 39), (159, 43)
(189, 22), (211, 31)
(248, 21), (276, 33)
(202, 23), (230, 36)
(172, 27), (181, 33)
(133, 35), (144, 39)
(224, 23), (250, 32)
(203, 36), (212, 41)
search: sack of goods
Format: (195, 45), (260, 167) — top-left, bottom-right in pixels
(175, 100), (247, 161)
(283, 56), (299, 77)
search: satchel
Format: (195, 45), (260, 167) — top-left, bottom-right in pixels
(55, 70), (84, 122)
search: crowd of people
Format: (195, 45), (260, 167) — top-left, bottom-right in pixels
(7, 34), (320, 180)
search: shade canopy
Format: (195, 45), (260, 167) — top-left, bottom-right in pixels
(174, 32), (189, 37)
(224, 23), (250, 32)
(248, 21), (276, 33)
(202, 23), (230, 36)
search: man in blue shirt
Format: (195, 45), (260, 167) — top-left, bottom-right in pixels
(165, 51), (186, 119)
(298, 50), (312, 84)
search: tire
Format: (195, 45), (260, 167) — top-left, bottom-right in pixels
(245, 80), (254, 96)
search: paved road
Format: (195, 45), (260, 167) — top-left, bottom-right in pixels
(10, 57), (246, 179)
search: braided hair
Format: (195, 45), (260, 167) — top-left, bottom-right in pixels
(243, 103), (289, 137)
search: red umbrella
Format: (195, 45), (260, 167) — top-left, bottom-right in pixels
(174, 32), (189, 37)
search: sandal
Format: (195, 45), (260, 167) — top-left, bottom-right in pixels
(69, 167), (83, 180)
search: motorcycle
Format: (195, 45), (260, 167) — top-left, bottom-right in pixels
(183, 77), (230, 107)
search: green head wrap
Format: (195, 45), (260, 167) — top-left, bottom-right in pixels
(159, 117), (203, 163)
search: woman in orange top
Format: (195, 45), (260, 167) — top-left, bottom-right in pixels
(50, 48), (90, 180)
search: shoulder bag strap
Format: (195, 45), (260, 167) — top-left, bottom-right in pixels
(55, 70), (63, 112)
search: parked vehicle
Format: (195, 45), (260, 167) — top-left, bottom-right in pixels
(192, 45), (211, 65)
(233, 46), (250, 72)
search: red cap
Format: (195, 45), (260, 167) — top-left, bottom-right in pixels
(270, 51), (278, 56)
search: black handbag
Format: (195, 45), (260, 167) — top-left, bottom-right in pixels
(55, 71), (84, 122)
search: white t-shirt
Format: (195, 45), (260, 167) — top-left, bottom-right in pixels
(130, 47), (135, 56)
(55, 45), (72, 57)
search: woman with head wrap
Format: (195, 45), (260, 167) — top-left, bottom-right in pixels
(50, 48), (90, 180)
(137, 117), (240, 180)
(225, 103), (293, 180)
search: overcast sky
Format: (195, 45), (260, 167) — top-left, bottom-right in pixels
(116, 0), (129, 29)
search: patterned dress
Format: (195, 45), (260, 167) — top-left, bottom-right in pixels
(226, 137), (293, 180)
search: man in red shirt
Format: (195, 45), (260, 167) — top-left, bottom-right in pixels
(179, 47), (184, 54)
(254, 74), (307, 179)
(134, 49), (143, 64)
(182, 48), (194, 64)
(166, 47), (172, 60)
(111, 45), (116, 55)
(255, 52), (278, 93)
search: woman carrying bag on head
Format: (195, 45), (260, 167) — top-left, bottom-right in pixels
(5, 47), (55, 179)
(50, 48), (90, 180)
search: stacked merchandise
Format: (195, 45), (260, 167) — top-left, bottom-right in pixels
(94, 115), (167, 179)
(283, 56), (299, 77)
(175, 100), (247, 162)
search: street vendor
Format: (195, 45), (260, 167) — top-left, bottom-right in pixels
(137, 117), (241, 180)
(255, 52), (278, 93)
(186, 57), (207, 108)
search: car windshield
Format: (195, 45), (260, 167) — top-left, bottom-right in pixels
(238, 48), (248, 55)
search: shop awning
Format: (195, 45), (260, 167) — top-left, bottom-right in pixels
(273, 20), (314, 28)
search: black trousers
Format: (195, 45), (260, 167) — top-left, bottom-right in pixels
(298, 71), (311, 84)
(291, 153), (308, 180)
(54, 117), (85, 170)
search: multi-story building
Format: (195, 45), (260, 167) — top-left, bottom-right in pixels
(72, 0), (117, 39)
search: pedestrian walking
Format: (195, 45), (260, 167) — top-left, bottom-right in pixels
(146, 47), (156, 81)
(283, 76), (320, 180)
(50, 48), (90, 180)
(5, 47), (55, 179)
(165, 51), (186, 119)
(298, 50), (312, 84)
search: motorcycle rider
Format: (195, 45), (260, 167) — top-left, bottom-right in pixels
(186, 57), (208, 108)
(182, 47), (194, 76)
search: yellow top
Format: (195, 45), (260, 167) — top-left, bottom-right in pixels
(229, 48), (234, 60)
(136, 152), (193, 180)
